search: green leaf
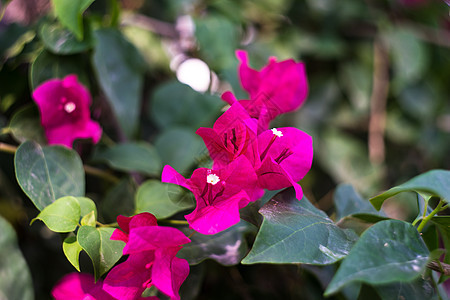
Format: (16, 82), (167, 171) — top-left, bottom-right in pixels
(30, 49), (89, 90)
(150, 80), (223, 130)
(374, 276), (437, 300)
(334, 184), (385, 221)
(8, 104), (46, 144)
(81, 210), (96, 227)
(92, 28), (145, 137)
(31, 196), (80, 232)
(325, 220), (429, 296)
(135, 180), (194, 219)
(178, 221), (256, 266)
(52, 0), (94, 40)
(317, 129), (383, 196)
(431, 216), (450, 263)
(39, 22), (92, 54)
(93, 142), (161, 176)
(242, 188), (358, 265)
(77, 226), (124, 280)
(154, 128), (205, 175)
(0, 216), (33, 300)
(385, 27), (428, 91)
(100, 177), (136, 223)
(76, 196), (97, 219)
(336, 214), (390, 236)
(63, 234), (83, 271)
(370, 170), (450, 211)
(14, 141), (85, 210)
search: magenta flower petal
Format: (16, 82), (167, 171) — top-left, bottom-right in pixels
(52, 273), (116, 300)
(124, 226), (191, 254)
(161, 165), (190, 190)
(196, 102), (259, 169)
(152, 249), (190, 300)
(111, 213), (158, 243)
(256, 127), (313, 199)
(32, 74), (102, 148)
(103, 252), (154, 300)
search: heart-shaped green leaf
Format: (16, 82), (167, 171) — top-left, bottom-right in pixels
(52, 0), (94, 40)
(14, 141), (85, 210)
(242, 188), (358, 265)
(325, 219), (429, 296)
(370, 170), (450, 210)
(77, 226), (125, 280)
(31, 196), (80, 232)
(63, 234), (83, 271)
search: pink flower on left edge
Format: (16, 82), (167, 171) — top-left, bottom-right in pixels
(32, 74), (102, 148)
(103, 213), (190, 300)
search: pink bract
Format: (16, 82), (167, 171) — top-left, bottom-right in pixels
(103, 213), (190, 300)
(233, 50), (309, 132)
(51, 273), (119, 300)
(196, 100), (259, 169)
(162, 156), (262, 234)
(32, 74), (102, 148)
(256, 127), (313, 200)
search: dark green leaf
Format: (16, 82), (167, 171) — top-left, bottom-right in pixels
(30, 49), (89, 90)
(0, 216), (33, 300)
(325, 220), (429, 296)
(431, 216), (450, 263)
(63, 234), (83, 271)
(374, 276), (437, 300)
(154, 128), (205, 175)
(178, 221), (256, 266)
(14, 141), (85, 210)
(150, 80), (223, 130)
(337, 214), (390, 236)
(77, 226), (124, 280)
(8, 104), (46, 144)
(334, 184), (385, 221)
(92, 28), (145, 137)
(31, 196), (80, 232)
(39, 22), (92, 54)
(100, 177), (136, 223)
(135, 180), (194, 219)
(370, 170), (450, 211)
(92, 142), (161, 176)
(52, 0), (94, 40)
(242, 188), (358, 265)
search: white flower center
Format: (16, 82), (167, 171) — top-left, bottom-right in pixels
(64, 102), (76, 113)
(206, 174), (220, 185)
(271, 128), (283, 138)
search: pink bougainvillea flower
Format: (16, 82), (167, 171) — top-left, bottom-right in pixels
(256, 127), (313, 200)
(196, 99), (259, 169)
(162, 156), (262, 234)
(225, 50), (308, 132)
(32, 74), (102, 148)
(104, 213), (190, 300)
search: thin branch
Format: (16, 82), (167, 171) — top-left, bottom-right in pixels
(0, 142), (17, 154)
(368, 37), (389, 165)
(427, 260), (450, 276)
(121, 13), (178, 38)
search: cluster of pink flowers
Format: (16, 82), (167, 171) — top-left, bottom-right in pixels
(162, 50), (313, 235)
(53, 213), (190, 300)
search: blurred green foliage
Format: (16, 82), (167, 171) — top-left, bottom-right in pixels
(1, 0), (450, 299)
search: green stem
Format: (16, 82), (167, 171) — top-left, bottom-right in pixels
(158, 219), (189, 225)
(417, 199), (445, 233)
(96, 221), (118, 228)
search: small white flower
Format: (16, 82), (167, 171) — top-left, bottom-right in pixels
(271, 128), (283, 137)
(64, 102), (76, 113)
(206, 174), (220, 185)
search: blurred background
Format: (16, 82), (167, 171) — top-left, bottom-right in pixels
(1, 0), (450, 299)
